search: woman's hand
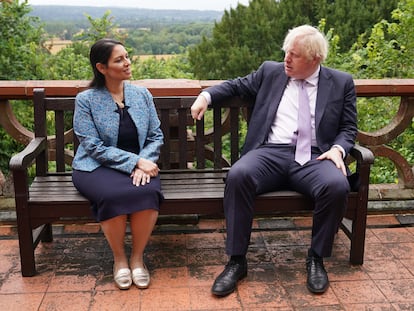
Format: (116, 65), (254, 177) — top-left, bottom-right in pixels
(136, 158), (159, 177)
(132, 159), (159, 186)
(131, 168), (151, 186)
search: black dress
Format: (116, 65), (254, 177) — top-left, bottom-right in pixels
(72, 106), (163, 222)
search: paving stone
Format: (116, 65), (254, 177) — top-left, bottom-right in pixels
(396, 214), (414, 225)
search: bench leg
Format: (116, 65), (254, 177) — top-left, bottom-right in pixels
(13, 170), (37, 276)
(349, 205), (367, 265)
(16, 220), (37, 277)
(17, 224), (54, 276)
(349, 222), (366, 264)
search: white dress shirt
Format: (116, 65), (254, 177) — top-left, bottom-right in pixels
(267, 67), (319, 146)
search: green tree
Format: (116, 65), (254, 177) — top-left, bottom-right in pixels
(337, 0), (414, 79)
(0, 0), (45, 174)
(0, 0), (48, 79)
(314, 0), (398, 52)
(189, 0), (283, 79)
(188, 0), (398, 79)
(132, 54), (194, 79)
(75, 10), (127, 45)
(44, 45), (90, 80)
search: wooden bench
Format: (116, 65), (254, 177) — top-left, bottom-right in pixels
(10, 88), (374, 276)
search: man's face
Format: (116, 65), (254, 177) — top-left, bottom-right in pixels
(284, 40), (319, 79)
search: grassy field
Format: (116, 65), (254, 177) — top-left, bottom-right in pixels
(45, 39), (176, 61)
(45, 39), (72, 54)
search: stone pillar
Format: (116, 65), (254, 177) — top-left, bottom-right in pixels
(0, 170), (14, 198)
(0, 170), (5, 196)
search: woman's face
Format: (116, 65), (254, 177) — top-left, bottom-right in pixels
(97, 44), (132, 82)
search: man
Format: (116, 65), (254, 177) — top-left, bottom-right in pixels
(190, 25), (357, 296)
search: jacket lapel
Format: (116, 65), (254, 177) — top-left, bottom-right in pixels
(315, 67), (332, 130)
(91, 89), (120, 146)
(264, 73), (289, 130)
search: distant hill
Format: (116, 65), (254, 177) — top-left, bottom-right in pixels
(29, 5), (223, 24)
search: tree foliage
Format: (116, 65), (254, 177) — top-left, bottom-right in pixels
(333, 0), (414, 79)
(189, 0), (398, 79)
(313, 0), (398, 51)
(75, 10), (127, 45)
(189, 0), (284, 79)
(125, 23), (213, 55)
(0, 0), (48, 79)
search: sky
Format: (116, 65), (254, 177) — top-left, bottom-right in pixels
(27, 0), (251, 11)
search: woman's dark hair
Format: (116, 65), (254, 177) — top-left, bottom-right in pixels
(89, 38), (124, 88)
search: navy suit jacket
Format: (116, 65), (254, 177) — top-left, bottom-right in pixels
(205, 61), (357, 157)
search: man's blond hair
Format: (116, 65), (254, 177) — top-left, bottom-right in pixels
(282, 25), (328, 62)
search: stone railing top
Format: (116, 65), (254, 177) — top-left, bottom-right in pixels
(1, 79), (414, 99)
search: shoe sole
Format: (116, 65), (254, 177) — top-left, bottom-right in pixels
(212, 287), (236, 297)
(306, 281), (329, 294)
(117, 284), (132, 290)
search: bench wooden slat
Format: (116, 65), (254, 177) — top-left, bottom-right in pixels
(27, 174), (359, 205)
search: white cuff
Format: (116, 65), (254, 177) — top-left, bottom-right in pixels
(200, 91), (212, 105)
(332, 144), (345, 158)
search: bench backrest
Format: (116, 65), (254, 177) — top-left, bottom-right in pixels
(32, 88), (252, 175)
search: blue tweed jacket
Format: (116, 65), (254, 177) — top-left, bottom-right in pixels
(72, 82), (164, 174)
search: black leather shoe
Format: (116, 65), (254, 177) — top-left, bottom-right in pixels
(306, 256), (329, 294)
(211, 259), (247, 296)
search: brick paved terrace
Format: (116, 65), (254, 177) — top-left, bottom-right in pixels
(0, 214), (413, 310)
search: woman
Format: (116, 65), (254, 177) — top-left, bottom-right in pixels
(72, 38), (164, 290)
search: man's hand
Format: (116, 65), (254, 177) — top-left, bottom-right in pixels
(317, 147), (347, 176)
(190, 94), (208, 120)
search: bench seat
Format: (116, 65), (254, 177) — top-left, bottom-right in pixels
(27, 170), (362, 218)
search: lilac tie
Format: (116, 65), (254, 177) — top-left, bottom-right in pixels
(295, 80), (311, 165)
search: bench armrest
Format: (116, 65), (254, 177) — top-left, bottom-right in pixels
(349, 144), (375, 165)
(9, 137), (47, 171)
(347, 144), (374, 192)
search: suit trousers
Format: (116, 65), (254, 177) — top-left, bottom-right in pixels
(224, 144), (350, 258)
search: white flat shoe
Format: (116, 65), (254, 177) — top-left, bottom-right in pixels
(132, 266), (150, 289)
(114, 267), (132, 290)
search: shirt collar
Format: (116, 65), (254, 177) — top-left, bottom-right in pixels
(292, 66), (320, 86)
(306, 66), (320, 86)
